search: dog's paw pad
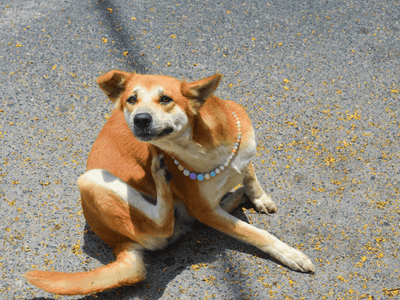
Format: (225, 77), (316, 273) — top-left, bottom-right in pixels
(164, 170), (172, 183)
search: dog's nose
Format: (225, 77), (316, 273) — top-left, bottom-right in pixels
(134, 113), (152, 129)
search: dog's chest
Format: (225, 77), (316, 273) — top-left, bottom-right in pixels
(169, 137), (256, 209)
(198, 164), (244, 206)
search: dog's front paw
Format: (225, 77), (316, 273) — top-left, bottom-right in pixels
(266, 243), (315, 273)
(151, 154), (172, 184)
(250, 193), (277, 214)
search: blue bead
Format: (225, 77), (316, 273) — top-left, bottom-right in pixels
(210, 171), (216, 177)
(197, 174), (204, 181)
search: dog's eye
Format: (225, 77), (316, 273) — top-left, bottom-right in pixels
(127, 95), (137, 104)
(160, 96), (173, 104)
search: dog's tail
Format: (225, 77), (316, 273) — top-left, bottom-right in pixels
(24, 243), (145, 295)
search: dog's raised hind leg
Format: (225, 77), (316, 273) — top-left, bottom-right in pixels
(78, 153), (175, 249)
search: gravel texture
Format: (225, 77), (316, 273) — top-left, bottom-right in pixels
(0, 0), (399, 299)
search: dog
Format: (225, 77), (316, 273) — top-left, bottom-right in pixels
(25, 71), (315, 295)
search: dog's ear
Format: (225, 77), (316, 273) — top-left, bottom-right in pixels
(97, 70), (134, 104)
(181, 73), (222, 111)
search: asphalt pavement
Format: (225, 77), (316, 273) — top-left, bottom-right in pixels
(0, 0), (399, 299)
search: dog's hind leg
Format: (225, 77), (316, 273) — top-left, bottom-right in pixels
(25, 154), (174, 295)
(78, 153), (175, 249)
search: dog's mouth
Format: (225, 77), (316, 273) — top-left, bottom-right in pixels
(134, 127), (173, 142)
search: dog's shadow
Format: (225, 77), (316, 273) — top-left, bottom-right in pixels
(29, 200), (282, 300)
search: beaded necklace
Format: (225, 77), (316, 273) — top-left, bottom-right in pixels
(171, 103), (241, 181)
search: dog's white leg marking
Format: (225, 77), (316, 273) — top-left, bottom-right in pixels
(243, 162), (277, 214)
(80, 154), (174, 236)
(81, 170), (169, 228)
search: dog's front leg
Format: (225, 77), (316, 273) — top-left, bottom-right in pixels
(243, 162), (277, 214)
(194, 162), (315, 272)
(194, 205), (315, 272)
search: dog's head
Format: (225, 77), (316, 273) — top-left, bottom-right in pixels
(97, 70), (222, 142)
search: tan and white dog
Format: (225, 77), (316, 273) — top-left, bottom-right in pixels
(25, 71), (315, 295)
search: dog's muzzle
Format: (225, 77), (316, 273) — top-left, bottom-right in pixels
(133, 113), (173, 141)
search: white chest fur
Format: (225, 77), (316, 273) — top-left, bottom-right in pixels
(197, 130), (256, 208)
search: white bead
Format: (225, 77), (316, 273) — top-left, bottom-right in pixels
(215, 168), (221, 174)
(224, 161), (229, 167)
(174, 159), (179, 165)
(183, 169), (190, 176)
(220, 165), (225, 171)
(178, 165), (184, 171)
(205, 173), (210, 180)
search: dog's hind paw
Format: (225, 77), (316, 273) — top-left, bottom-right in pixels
(151, 154), (172, 184)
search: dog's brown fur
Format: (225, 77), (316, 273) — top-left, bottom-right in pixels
(25, 71), (314, 295)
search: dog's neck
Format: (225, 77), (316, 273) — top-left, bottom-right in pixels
(150, 98), (238, 173)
